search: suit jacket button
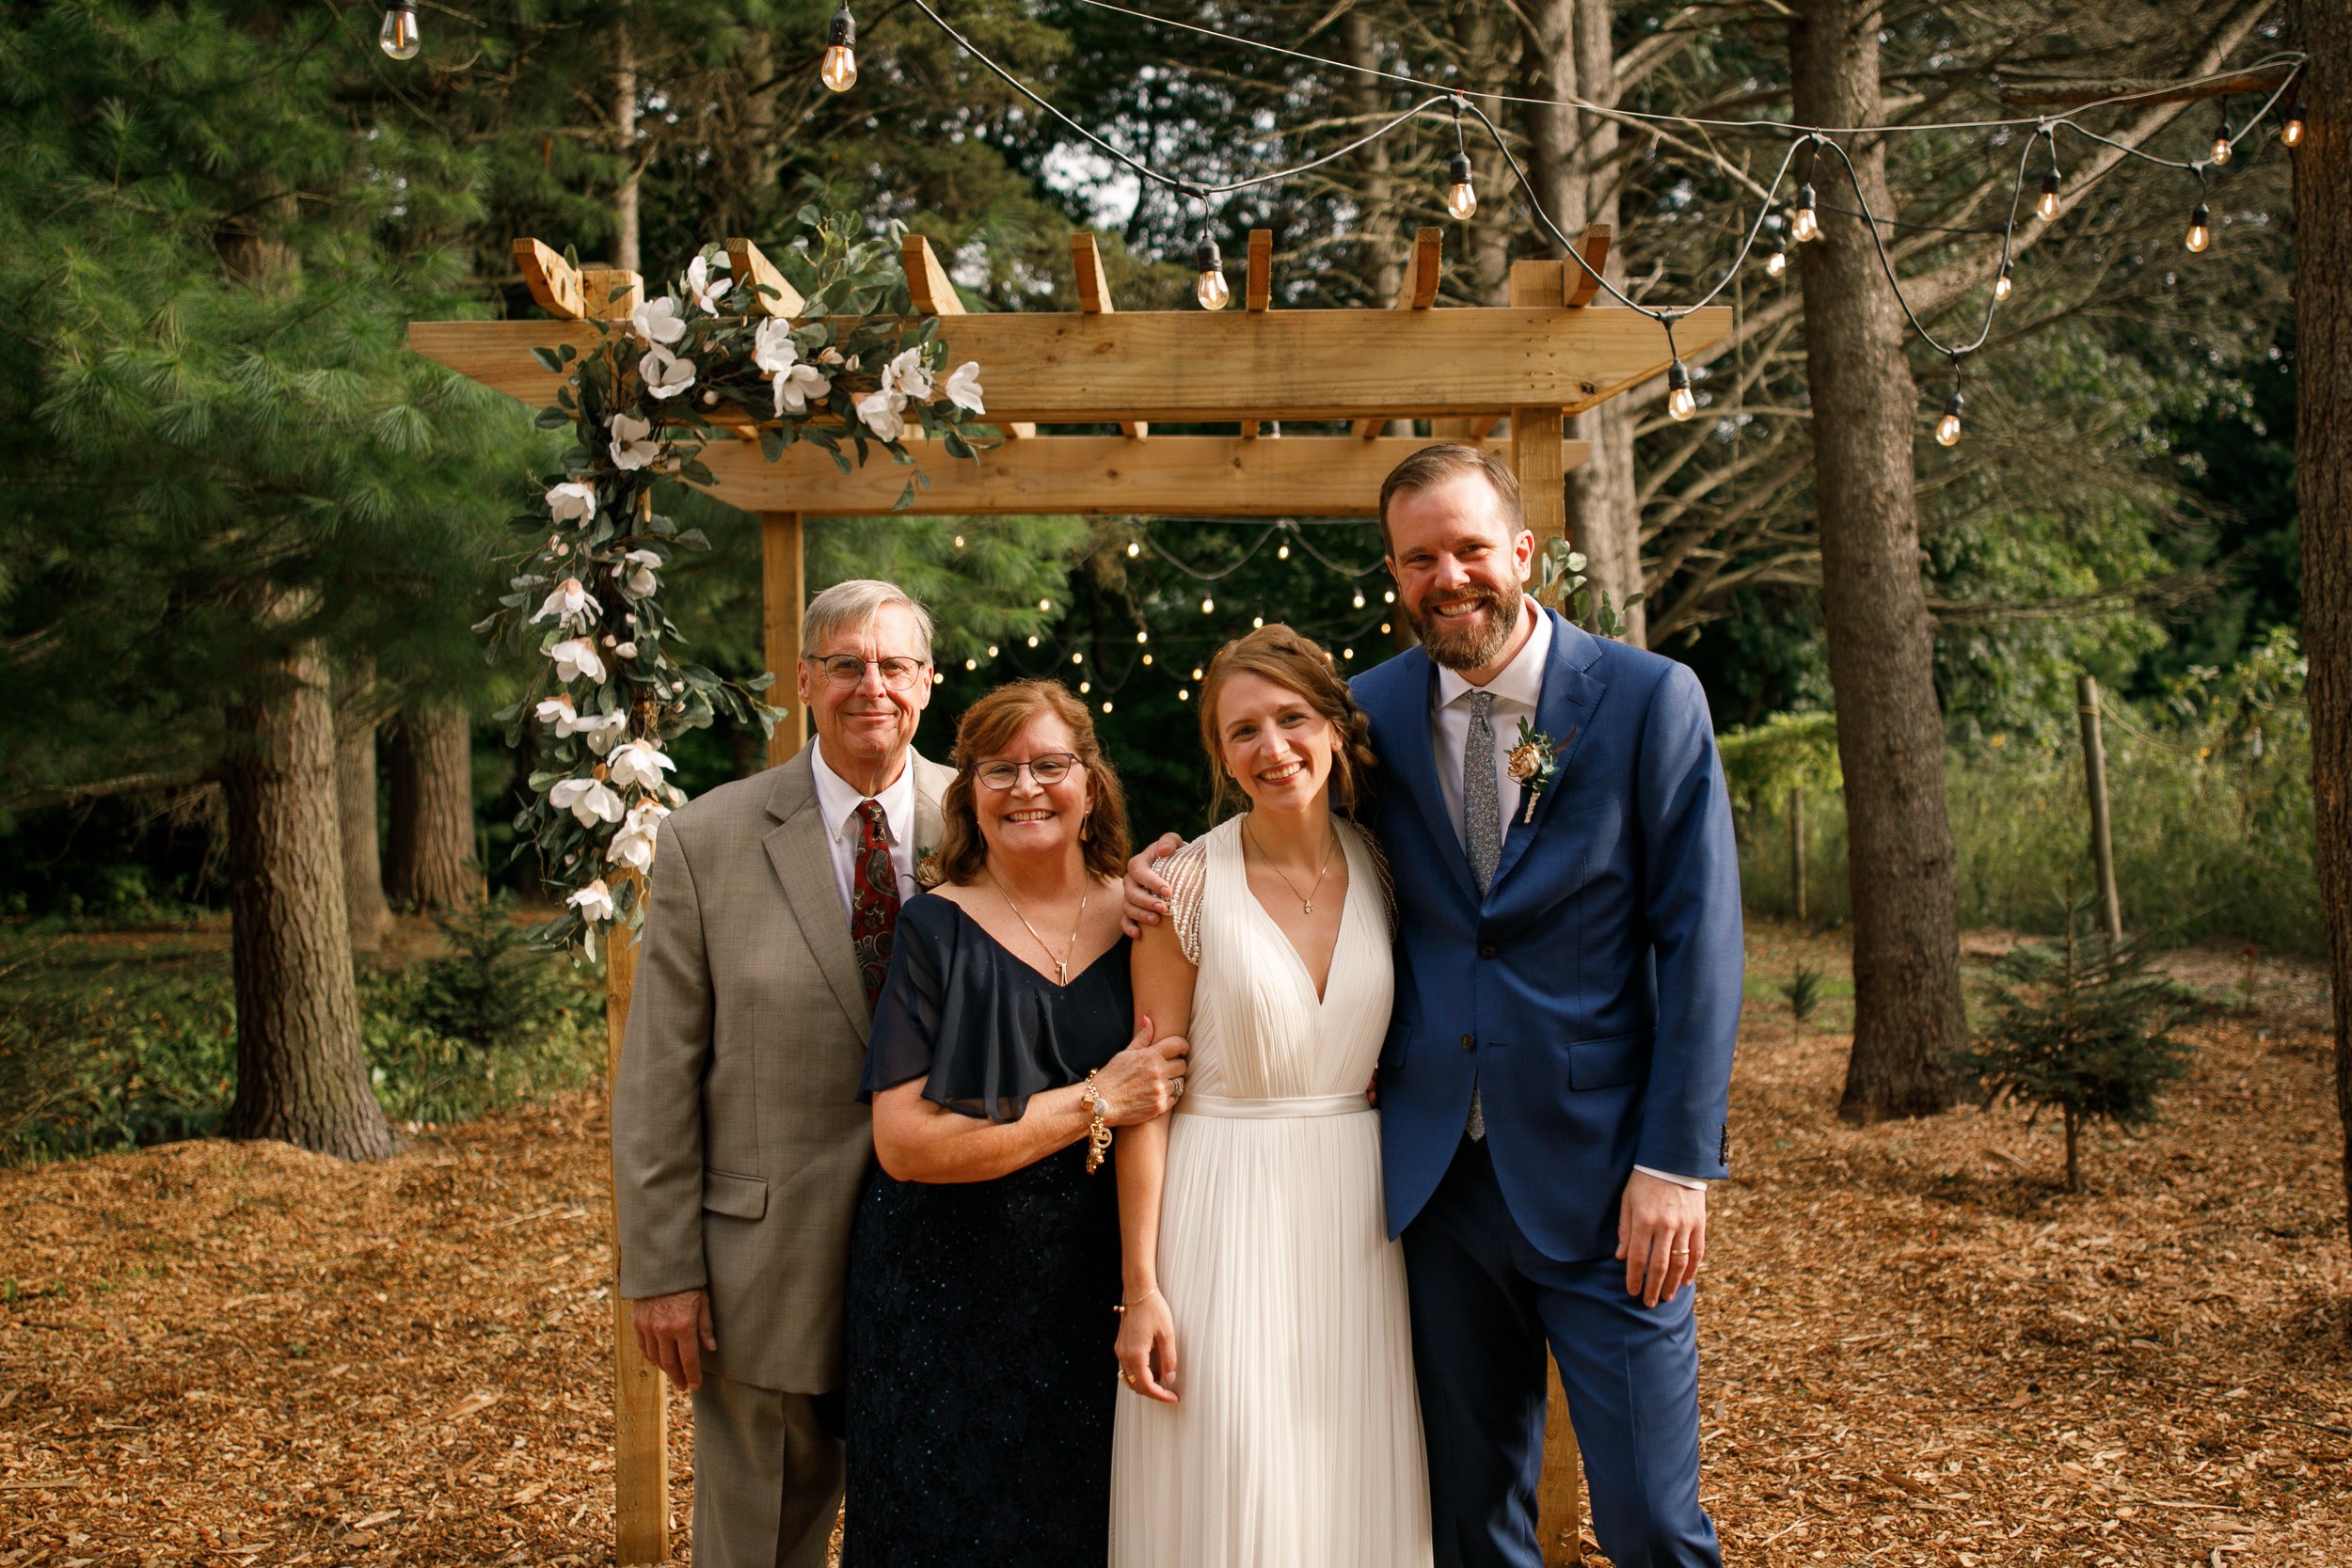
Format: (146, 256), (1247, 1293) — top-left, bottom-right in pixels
(1478, 943), (1497, 959)
(1459, 1033), (1475, 1050)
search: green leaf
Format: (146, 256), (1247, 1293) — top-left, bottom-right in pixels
(532, 346), (564, 373)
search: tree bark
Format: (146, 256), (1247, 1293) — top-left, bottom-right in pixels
(2285, 0), (2352, 1243)
(333, 658), (391, 955)
(613, 19), (641, 276)
(219, 630), (398, 1161)
(384, 698), (480, 910)
(1787, 0), (1964, 1121)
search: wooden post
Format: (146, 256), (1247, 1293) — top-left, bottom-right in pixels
(2076, 674), (2123, 945)
(764, 514), (809, 766)
(1790, 785), (1807, 925)
(605, 880), (670, 1565)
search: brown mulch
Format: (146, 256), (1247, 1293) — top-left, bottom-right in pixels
(2, 920), (2345, 1567)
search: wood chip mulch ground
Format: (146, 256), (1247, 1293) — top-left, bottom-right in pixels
(3, 920), (2345, 1567)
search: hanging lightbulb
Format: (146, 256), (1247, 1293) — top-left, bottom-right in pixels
(953, 533), (965, 548)
(1038, 597), (1052, 612)
(1179, 689), (1191, 702)
(1194, 236), (1231, 311)
(1352, 589), (1366, 610)
(1444, 151), (1478, 222)
(1665, 360), (1696, 422)
(2036, 170), (2061, 222)
(1934, 389), (1964, 449)
(1071, 650), (1084, 665)
(2281, 103), (2307, 148)
(1078, 680), (1090, 694)
(2185, 200), (2212, 253)
(1136, 630), (1149, 644)
(964, 657), (978, 672)
(1025, 634), (1040, 647)
(1342, 647), (1354, 660)
(378, 0), (421, 59)
(2209, 118), (2233, 166)
(986, 644), (998, 658)
(1191, 666), (1204, 680)
(1789, 185), (1820, 244)
(1993, 260), (2013, 301)
(1125, 540), (1140, 557)
(1277, 542), (1290, 561)
(1142, 653), (1152, 665)
(1200, 597), (1215, 615)
(1382, 589), (1395, 604)
(820, 5), (858, 92)
(1103, 702), (1114, 714)
(1765, 230), (1788, 278)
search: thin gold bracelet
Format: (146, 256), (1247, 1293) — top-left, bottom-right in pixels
(1112, 1285), (1164, 1317)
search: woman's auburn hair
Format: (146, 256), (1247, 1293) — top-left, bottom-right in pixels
(1197, 625), (1379, 822)
(930, 680), (1133, 887)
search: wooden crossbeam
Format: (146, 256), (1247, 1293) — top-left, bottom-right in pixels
(692, 434), (1587, 515)
(410, 304), (1723, 424)
(1356, 227), (1444, 437)
(903, 235), (1036, 439)
(514, 239), (584, 320)
(1072, 234), (1145, 439)
(726, 237), (805, 318)
(1565, 225), (1612, 310)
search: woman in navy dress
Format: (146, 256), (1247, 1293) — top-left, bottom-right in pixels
(843, 679), (1187, 1568)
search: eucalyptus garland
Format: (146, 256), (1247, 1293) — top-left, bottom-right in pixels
(485, 216), (991, 956)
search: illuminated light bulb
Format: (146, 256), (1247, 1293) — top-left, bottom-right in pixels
(2185, 200), (2212, 253)
(1665, 361), (1696, 422)
(378, 0), (421, 59)
(1079, 680), (1090, 694)
(1994, 260), (2013, 301)
(1200, 598), (1215, 615)
(1141, 654), (1152, 665)
(1179, 689), (1191, 702)
(986, 644), (998, 657)
(1071, 650), (1084, 665)
(1277, 543), (1290, 560)
(1126, 540), (1140, 557)
(1191, 667), (1204, 680)
(1352, 590), (1365, 610)
(964, 657), (977, 671)
(1934, 390), (1964, 449)
(1380, 622), (1391, 634)
(1444, 151), (1478, 221)
(1765, 236), (1788, 278)
(2209, 119), (2233, 166)
(2282, 103), (2306, 148)
(1383, 589), (1395, 604)
(953, 533), (965, 548)
(1342, 648), (1354, 660)
(1789, 185), (1820, 243)
(1136, 630), (1149, 643)
(1038, 597), (1052, 611)
(1026, 634), (1039, 647)
(2036, 171), (2060, 222)
(1194, 237), (1231, 311)
(1103, 702), (1113, 714)
(1251, 616), (1264, 628)
(820, 5), (858, 92)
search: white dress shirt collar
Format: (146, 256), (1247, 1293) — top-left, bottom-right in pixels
(1434, 598), (1552, 713)
(809, 743), (917, 854)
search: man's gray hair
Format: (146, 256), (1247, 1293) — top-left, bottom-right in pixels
(800, 578), (935, 663)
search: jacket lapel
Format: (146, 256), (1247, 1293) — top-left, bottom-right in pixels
(911, 754), (950, 863)
(1491, 610), (1607, 889)
(761, 753), (873, 1044)
(1366, 652), (1481, 907)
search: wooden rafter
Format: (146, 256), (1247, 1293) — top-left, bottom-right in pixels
(1564, 225), (1612, 310)
(904, 235), (1037, 439)
(514, 238), (584, 320)
(1071, 233), (1145, 439)
(1356, 227), (1443, 437)
(1244, 230), (1274, 438)
(726, 237), (804, 318)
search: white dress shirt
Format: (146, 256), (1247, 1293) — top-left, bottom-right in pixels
(808, 744), (922, 919)
(1427, 602), (1705, 1192)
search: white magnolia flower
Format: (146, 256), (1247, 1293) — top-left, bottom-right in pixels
(621, 548), (662, 597)
(818, 346), (845, 367)
(567, 878), (616, 925)
(606, 800), (672, 872)
(945, 360), (985, 415)
(534, 694), (575, 728)
(687, 255), (731, 314)
(531, 576), (601, 628)
(641, 344), (697, 401)
(856, 388), (908, 443)
(753, 317), (800, 376)
(883, 348), (933, 402)
(608, 738), (677, 792)
(575, 710), (629, 753)
(546, 637), (608, 684)
(549, 776), (626, 828)
(630, 295), (687, 346)
(771, 363), (831, 417)
(612, 641), (639, 659)
(545, 481), (596, 525)
(609, 411), (660, 471)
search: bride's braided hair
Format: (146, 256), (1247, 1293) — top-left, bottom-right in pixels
(1198, 625), (1380, 821)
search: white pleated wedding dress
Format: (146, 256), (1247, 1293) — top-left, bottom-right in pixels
(1108, 815), (1433, 1568)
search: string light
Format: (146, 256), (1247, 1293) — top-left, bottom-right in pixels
(1072, 650), (1084, 664)
(2282, 101), (2307, 148)
(1200, 597), (1215, 614)
(1277, 542), (1290, 560)
(1993, 260), (2013, 301)
(1126, 540), (1141, 557)
(1665, 360), (1696, 422)
(1443, 96), (1477, 220)
(1026, 634), (1040, 647)
(1191, 666), (1204, 680)
(2036, 130), (2062, 221)
(1789, 184), (1820, 243)
(986, 644), (999, 657)
(1179, 689), (1191, 701)
(2185, 199), (2212, 253)
(1379, 622), (1391, 634)
(1764, 228), (1788, 277)
(1136, 630), (1149, 643)
(378, 0), (421, 59)
(1342, 647), (1354, 660)
(1141, 653), (1152, 664)
(1039, 597), (1053, 611)
(1935, 388), (1964, 449)
(2208, 111), (2233, 166)
(953, 533), (965, 548)
(821, 4), (858, 92)
(1352, 589), (1366, 609)
(1079, 679), (1091, 693)
(1252, 616), (1264, 628)
(1103, 702), (1114, 713)
(1194, 234), (1231, 311)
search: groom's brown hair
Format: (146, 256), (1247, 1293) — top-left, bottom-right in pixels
(1375, 443), (1522, 556)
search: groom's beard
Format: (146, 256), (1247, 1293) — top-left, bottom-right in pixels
(1406, 583), (1523, 672)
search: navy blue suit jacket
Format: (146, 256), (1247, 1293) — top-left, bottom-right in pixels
(1351, 610), (1742, 1261)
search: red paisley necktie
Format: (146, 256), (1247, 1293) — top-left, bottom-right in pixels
(850, 799), (903, 1011)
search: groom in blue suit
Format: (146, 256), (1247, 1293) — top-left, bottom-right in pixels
(1352, 445), (1740, 1567)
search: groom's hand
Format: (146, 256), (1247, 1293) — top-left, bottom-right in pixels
(632, 1288), (717, 1391)
(1120, 832), (1187, 938)
(1615, 1173), (1708, 1308)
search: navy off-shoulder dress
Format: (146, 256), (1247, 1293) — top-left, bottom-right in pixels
(841, 892), (1133, 1568)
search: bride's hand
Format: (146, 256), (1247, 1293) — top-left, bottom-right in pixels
(1115, 1288), (1180, 1403)
(1091, 1018), (1189, 1126)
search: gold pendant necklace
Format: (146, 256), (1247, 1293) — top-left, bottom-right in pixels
(1244, 818), (1340, 914)
(993, 874), (1089, 985)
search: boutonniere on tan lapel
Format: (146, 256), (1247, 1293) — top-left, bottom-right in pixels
(914, 845), (943, 888)
(1506, 719), (1576, 825)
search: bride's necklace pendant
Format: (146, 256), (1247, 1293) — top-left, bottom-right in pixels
(1245, 817), (1340, 915)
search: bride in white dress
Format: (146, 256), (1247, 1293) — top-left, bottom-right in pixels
(1109, 626), (1432, 1568)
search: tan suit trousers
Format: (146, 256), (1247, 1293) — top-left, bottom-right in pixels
(691, 1372), (843, 1568)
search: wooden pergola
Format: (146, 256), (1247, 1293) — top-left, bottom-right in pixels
(411, 225), (1728, 1567)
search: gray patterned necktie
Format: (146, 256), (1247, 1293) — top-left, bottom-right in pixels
(1463, 690), (1499, 1142)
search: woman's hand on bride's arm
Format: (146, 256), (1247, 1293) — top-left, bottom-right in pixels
(1120, 832), (1187, 937)
(1092, 1017), (1188, 1125)
(1115, 1288), (1180, 1403)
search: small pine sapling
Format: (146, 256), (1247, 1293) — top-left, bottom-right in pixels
(1955, 894), (2194, 1193)
(1780, 962), (1824, 1048)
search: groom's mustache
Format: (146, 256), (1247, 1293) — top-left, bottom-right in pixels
(1407, 583), (1521, 667)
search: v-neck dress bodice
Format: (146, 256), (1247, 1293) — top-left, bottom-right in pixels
(1109, 815), (1431, 1568)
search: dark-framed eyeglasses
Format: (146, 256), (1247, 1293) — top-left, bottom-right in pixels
(973, 753), (1082, 790)
(809, 654), (929, 690)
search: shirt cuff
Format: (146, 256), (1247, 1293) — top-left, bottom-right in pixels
(1633, 1164), (1708, 1191)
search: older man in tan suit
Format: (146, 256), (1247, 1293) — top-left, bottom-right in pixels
(613, 578), (952, 1568)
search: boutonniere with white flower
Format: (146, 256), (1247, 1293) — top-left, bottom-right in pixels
(914, 845), (943, 889)
(1506, 718), (1576, 825)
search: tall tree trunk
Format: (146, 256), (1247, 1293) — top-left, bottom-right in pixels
(1340, 9), (1404, 308)
(219, 628), (398, 1161)
(333, 658), (392, 955)
(1787, 0), (1963, 1121)
(2286, 0), (2352, 1243)
(613, 20), (641, 275)
(384, 698), (480, 910)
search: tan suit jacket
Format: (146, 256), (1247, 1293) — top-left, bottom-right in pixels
(612, 748), (950, 1393)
